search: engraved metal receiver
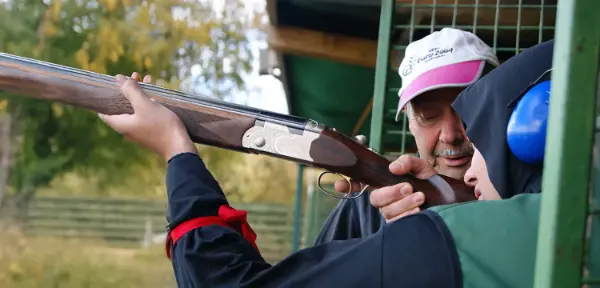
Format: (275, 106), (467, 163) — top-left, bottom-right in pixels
(242, 119), (325, 162)
(242, 118), (376, 199)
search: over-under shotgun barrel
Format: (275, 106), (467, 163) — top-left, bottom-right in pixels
(0, 53), (476, 207)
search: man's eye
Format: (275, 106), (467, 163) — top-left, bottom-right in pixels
(420, 112), (441, 120)
(416, 111), (442, 125)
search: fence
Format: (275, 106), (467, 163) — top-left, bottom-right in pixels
(22, 195), (296, 263)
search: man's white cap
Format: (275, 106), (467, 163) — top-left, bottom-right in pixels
(395, 28), (500, 121)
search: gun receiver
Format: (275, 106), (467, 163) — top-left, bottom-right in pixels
(0, 53), (475, 208)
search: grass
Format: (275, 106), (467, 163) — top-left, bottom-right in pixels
(0, 224), (176, 288)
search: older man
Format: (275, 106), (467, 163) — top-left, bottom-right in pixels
(314, 28), (499, 244)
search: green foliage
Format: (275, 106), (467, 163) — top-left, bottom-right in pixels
(199, 146), (298, 204)
(0, 0), (258, 197)
(37, 146), (300, 205)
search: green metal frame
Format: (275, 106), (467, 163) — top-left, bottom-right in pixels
(534, 1), (600, 287)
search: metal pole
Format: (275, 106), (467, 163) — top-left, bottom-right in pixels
(533, 1), (600, 287)
(291, 163), (304, 252)
(369, 0), (395, 151)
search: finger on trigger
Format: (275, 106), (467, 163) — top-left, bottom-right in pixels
(333, 179), (348, 193)
(333, 179), (363, 193)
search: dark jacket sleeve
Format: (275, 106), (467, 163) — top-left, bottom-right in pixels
(313, 195), (386, 245)
(165, 153), (461, 288)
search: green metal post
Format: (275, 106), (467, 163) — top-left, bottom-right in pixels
(292, 163), (304, 252)
(369, 0), (395, 151)
(533, 1), (600, 287)
(588, 137), (600, 285)
(304, 183), (325, 246)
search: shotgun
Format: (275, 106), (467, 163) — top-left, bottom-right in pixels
(0, 52), (476, 208)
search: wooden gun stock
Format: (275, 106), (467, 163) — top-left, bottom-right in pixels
(0, 53), (476, 208)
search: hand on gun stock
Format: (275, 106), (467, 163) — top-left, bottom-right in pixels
(334, 155), (440, 222)
(98, 73), (198, 161)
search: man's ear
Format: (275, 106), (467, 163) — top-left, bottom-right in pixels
(404, 102), (412, 118)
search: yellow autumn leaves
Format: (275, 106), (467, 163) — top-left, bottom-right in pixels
(74, 23), (126, 74)
(42, 0), (215, 77)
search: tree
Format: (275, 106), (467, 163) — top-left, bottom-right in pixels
(222, 153), (298, 204)
(0, 0), (258, 217)
(0, 111), (17, 211)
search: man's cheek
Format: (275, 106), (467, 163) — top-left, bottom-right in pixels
(415, 134), (436, 156)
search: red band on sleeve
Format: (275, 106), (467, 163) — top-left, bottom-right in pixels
(165, 205), (260, 259)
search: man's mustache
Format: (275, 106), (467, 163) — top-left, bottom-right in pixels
(435, 146), (474, 158)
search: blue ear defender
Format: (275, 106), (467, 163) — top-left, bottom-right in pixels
(506, 69), (552, 165)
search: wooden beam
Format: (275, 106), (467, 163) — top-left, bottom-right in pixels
(264, 25), (379, 68)
(266, 0), (278, 26)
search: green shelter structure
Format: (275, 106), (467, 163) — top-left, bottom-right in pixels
(263, 0), (559, 249)
(263, 2), (600, 286)
(264, 0), (558, 248)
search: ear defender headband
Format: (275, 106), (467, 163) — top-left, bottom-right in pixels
(506, 68), (553, 165)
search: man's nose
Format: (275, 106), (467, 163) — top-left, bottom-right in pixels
(439, 113), (466, 144)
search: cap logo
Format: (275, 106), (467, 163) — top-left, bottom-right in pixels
(402, 47), (455, 77)
(401, 56), (415, 76)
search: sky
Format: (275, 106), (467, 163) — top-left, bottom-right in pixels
(226, 35), (289, 115)
(240, 72), (288, 114)
(191, 0), (290, 115)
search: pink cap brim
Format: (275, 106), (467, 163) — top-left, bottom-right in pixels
(395, 60), (485, 121)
